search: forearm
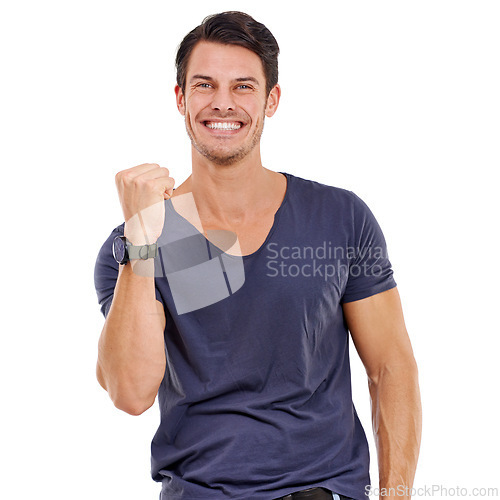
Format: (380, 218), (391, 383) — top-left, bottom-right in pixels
(97, 261), (166, 415)
(369, 359), (422, 499)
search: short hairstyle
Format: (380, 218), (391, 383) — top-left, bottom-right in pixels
(175, 11), (280, 96)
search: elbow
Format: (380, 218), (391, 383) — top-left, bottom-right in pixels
(110, 385), (157, 415)
(113, 396), (155, 416)
(96, 363), (156, 416)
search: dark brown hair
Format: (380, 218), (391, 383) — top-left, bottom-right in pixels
(175, 11), (279, 96)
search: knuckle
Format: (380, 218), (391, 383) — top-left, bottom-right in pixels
(133, 178), (145, 190)
(121, 173), (134, 186)
(115, 171), (128, 187)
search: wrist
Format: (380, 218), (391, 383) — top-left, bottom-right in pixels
(124, 221), (152, 246)
(123, 200), (165, 245)
(112, 235), (158, 268)
(129, 258), (155, 278)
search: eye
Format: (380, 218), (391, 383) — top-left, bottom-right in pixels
(236, 84), (254, 91)
(193, 82), (214, 91)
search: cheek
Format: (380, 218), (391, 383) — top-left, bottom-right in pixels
(187, 93), (211, 112)
(239, 99), (266, 124)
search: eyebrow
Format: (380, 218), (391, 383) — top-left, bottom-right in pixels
(190, 74), (213, 82)
(189, 74), (260, 85)
(234, 77), (260, 85)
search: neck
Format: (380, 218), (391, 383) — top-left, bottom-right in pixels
(187, 148), (275, 224)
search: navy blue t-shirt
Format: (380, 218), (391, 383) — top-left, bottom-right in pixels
(94, 172), (397, 500)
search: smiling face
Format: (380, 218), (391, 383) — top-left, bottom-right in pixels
(175, 42), (280, 166)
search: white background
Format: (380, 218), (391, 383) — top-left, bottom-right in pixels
(1, 1), (499, 499)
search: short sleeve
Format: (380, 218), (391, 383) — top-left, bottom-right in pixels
(341, 192), (397, 303)
(93, 223), (166, 318)
(94, 224), (123, 318)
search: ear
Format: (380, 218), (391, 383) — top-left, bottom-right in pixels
(265, 84), (281, 118)
(175, 85), (186, 116)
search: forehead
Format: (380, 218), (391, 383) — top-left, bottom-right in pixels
(186, 41), (265, 82)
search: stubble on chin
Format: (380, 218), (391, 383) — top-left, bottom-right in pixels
(185, 117), (264, 167)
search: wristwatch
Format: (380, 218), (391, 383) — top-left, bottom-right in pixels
(112, 235), (158, 265)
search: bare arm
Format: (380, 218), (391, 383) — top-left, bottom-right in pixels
(343, 287), (422, 499)
(96, 263), (166, 415)
(96, 163), (174, 415)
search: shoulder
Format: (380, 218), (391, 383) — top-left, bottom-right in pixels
(284, 172), (367, 213)
(98, 223), (125, 251)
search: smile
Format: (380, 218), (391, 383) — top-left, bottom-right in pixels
(204, 121), (242, 131)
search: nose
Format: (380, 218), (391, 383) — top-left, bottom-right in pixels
(211, 87), (235, 112)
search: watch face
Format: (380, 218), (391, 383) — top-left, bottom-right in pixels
(113, 236), (127, 263)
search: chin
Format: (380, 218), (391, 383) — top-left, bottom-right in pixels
(193, 140), (257, 166)
(200, 150), (247, 166)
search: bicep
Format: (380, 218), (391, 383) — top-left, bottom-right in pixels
(342, 287), (416, 382)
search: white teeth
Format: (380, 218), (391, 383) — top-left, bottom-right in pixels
(205, 122), (241, 130)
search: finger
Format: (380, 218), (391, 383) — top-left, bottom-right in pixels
(118, 163), (164, 180)
(164, 185), (175, 199)
(160, 174), (175, 199)
(142, 175), (175, 198)
(136, 166), (172, 182)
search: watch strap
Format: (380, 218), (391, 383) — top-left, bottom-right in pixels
(127, 242), (158, 260)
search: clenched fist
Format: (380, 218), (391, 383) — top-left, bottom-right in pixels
(115, 163), (175, 245)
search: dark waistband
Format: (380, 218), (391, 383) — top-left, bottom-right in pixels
(274, 487), (351, 500)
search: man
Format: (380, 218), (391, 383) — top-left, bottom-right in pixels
(94, 11), (421, 500)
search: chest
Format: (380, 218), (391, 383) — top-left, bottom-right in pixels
(202, 210), (277, 257)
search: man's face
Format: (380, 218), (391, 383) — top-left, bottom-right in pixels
(175, 41), (280, 166)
